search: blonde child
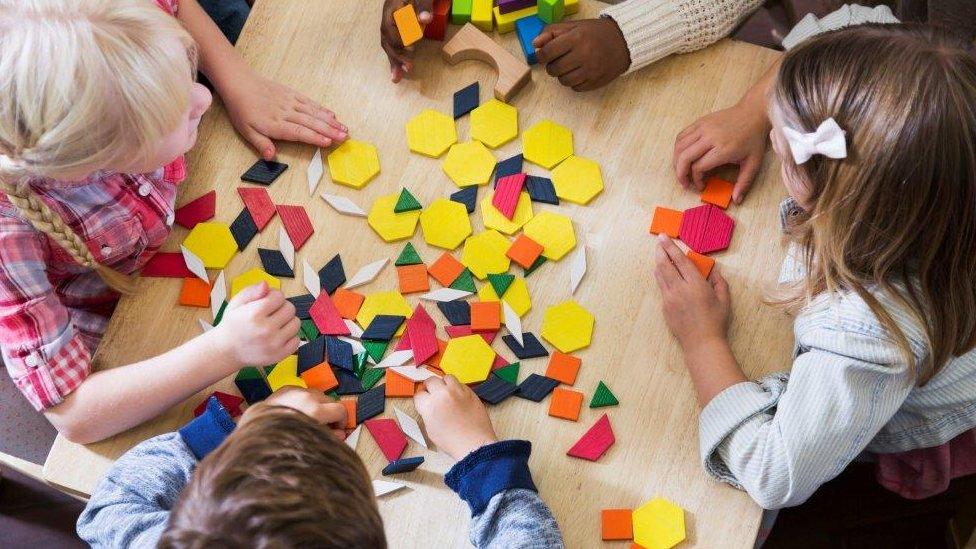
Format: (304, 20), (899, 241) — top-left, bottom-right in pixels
(0, 0), (337, 444)
(655, 20), (976, 517)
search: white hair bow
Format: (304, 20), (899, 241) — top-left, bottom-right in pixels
(782, 118), (847, 164)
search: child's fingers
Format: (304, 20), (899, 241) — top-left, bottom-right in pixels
(317, 402), (348, 426)
(279, 318), (301, 344)
(537, 32), (575, 65)
(285, 112), (345, 142)
(657, 234), (699, 281)
(415, 0), (434, 21)
(675, 121), (700, 143)
(275, 121), (333, 148)
(558, 67), (588, 89)
(242, 126), (277, 160)
(710, 269), (731, 306)
(227, 281), (269, 309)
(545, 49), (581, 78)
(424, 376), (448, 394)
(674, 138), (713, 189)
(268, 301), (297, 328)
(732, 154), (762, 204)
(532, 22), (572, 49)
(691, 148), (727, 190)
(654, 241), (681, 289)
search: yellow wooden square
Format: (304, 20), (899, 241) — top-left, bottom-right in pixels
(419, 198), (472, 250)
(442, 141), (496, 187)
(471, 0), (493, 31)
(522, 211), (576, 260)
(551, 155), (604, 205)
(540, 300), (594, 353)
(470, 99), (518, 149)
(267, 355), (307, 392)
(632, 497), (686, 549)
(356, 291), (412, 337)
(480, 191), (533, 235)
(327, 139), (380, 189)
(493, 5), (538, 33)
(523, 120), (573, 169)
(406, 109), (457, 158)
(478, 276), (531, 316)
(440, 334), (494, 384)
(182, 222), (237, 269)
(368, 193), (421, 242)
(460, 229), (511, 279)
(230, 267), (281, 297)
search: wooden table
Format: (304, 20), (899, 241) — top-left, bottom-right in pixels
(44, 1), (791, 546)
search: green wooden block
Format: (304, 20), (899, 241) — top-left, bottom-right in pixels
(261, 364), (275, 377)
(236, 366), (263, 380)
(537, 0), (564, 23)
(395, 242), (424, 266)
(494, 362), (520, 384)
(589, 381), (619, 408)
(487, 273), (515, 297)
(326, 390), (339, 400)
(523, 255), (547, 277)
(394, 188), (422, 213)
(360, 367), (385, 391)
(450, 268), (477, 292)
(363, 339), (390, 363)
(213, 301), (228, 326)
(452, 0), (472, 24)
(299, 318), (320, 341)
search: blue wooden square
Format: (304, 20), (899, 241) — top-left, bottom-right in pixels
(516, 374), (559, 402)
(382, 456), (425, 475)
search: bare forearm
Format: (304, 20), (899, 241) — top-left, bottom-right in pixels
(177, 0), (248, 93)
(682, 338), (747, 407)
(739, 59), (780, 126)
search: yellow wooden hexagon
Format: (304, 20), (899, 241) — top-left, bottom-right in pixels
(480, 191), (533, 235)
(632, 497), (686, 549)
(477, 276), (531, 316)
(460, 229), (511, 279)
(356, 291), (412, 337)
(182, 222), (237, 269)
(230, 267), (281, 297)
(267, 355), (307, 392)
(439, 335), (494, 384)
(420, 198), (472, 250)
(540, 300), (594, 353)
(442, 141), (496, 187)
(368, 193), (421, 242)
(551, 155), (604, 205)
(522, 211), (576, 260)
(406, 109), (457, 158)
(523, 119), (573, 169)
(327, 139), (380, 189)
(470, 99), (518, 149)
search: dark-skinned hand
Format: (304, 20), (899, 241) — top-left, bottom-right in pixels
(380, 0), (434, 83)
(532, 18), (630, 92)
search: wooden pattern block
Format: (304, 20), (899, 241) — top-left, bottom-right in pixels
(300, 363), (339, 392)
(395, 242), (423, 266)
(678, 203), (734, 254)
(439, 335), (494, 384)
(174, 190), (216, 229)
(516, 373), (559, 402)
(474, 375), (519, 404)
(537, 0), (564, 23)
(545, 351), (581, 385)
(258, 248), (294, 278)
(449, 268), (477, 292)
(429, 252), (466, 286)
(360, 367), (385, 391)
(356, 385), (386, 423)
(445, 325), (496, 344)
(470, 301), (501, 331)
(299, 318), (320, 341)
(471, 99), (519, 149)
(523, 211), (576, 260)
(235, 368), (271, 404)
(649, 207), (683, 238)
(493, 361), (520, 384)
(183, 222), (237, 269)
(230, 267), (280, 297)
(309, 291), (351, 336)
(237, 187), (276, 230)
(363, 340), (390, 363)
(382, 456), (425, 476)
(540, 300), (594, 353)
(229, 208), (258, 251)
(524, 255), (547, 277)
(276, 205), (314, 250)
(297, 336), (326, 373)
(385, 369), (417, 397)
(356, 291), (412, 338)
(267, 356), (307, 391)
(288, 294), (316, 320)
(492, 173), (526, 219)
(327, 140), (380, 189)
(515, 15), (544, 64)
(551, 155), (604, 205)
(336, 368), (365, 395)
(341, 398), (357, 428)
(437, 300), (471, 326)
(405, 303), (439, 364)
(442, 23), (531, 102)
(141, 252), (193, 278)
(443, 140), (497, 188)
(602, 509), (634, 541)
(701, 176), (734, 209)
(525, 175), (559, 205)
(502, 332), (548, 359)
(193, 392), (244, 418)
(362, 315), (406, 341)
(494, 154), (524, 185)
(471, 0), (492, 31)
(687, 250), (715, 279)
(333, 288), (365, 319)
(453, 81), (480, 119)
(450, 186), (478, 213)
(318, 254), (346, 295)
(241, 159), (288, 185)
(632, 497), (686, 549)
(452, 0), (472, 24)
(481, 191), (534, 235)
(548, 387), (583, 420)
(493, 4), (538, 33)
(365, 418), (408, 462)
(392, 3), (423, 47)
(397, 264), (430, 294)
(368, 193), (422, 242)
(327, 336), (354, 371)
(590, 381), (619, 408)
(523, 119), (573, 169)
(461, 229), (511, 279)
(506, 234), (544, 268)
(420, 198), (472, 250)
(567, 413), (615, 461)
(425, 0), (450, 40)
(394, 188), (423, 213)
(487, 273), (515, 296)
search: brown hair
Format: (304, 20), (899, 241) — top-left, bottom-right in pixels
(158, 404), (386, 549)
(771, 24), (976, 383)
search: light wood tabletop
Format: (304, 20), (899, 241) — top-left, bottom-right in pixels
(44, 1), (792, 546)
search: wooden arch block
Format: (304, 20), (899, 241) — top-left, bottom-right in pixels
(442, 23), (531, 102)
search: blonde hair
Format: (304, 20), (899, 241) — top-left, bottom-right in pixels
(771, 24), (976, 383)
(0, 0), (198, 293)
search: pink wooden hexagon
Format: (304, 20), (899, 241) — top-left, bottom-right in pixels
(679, 204), (734, 254)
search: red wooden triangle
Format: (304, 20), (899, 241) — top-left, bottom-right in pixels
(567, 413), (615, 461)
(237, 187), (276, 230)
(193, 391), (244, 418)
(405, 303), (438, 365)
(309, 292), (350, 336)
(395, 331), (412, 351)
(174, 190), (216, 229)
(365, 418), (408, 462)
(141, 252), (193, 277)
(277, 204), (314, 250)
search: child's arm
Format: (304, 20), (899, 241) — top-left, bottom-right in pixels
(175, 0), (348, 160)
(414, 376), (564, 549)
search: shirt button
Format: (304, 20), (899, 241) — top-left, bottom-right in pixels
(138, 183), (152, 197)
(101, 245), (112, 256)
(25, 355), (39, 367)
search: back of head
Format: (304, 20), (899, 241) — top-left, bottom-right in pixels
(159, 404), (386, 549)
(771, 24), (976, 381)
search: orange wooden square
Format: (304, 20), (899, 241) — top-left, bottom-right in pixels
(341, 398), (357, 429)
(385, 369), (416, 397)
(506, 233), (544, 268)
(397, 264), (430, 294)
(548, 387), (583, 421)
(427, 339), (448, 369)
(601, 509), (634, 541)
(649, 207), (683, 238)
(179, 277), (211, 308)
(686, 250), (715, 278)
(701, 176), (734, 209)
(545, 351), (581, 385)
(300, 362), (338, 392)
(470, 301), (501, 331)
(333, 288), (365, 319)
(428, 252), (465, 286)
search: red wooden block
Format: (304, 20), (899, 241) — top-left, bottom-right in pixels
(237, 187), (276, 230)
(424, 0), (450, 40)
(492, 173), (526, 220)
(193, 391), (244, 418)
(395, 330), (412, 351)
(276, 204), (314, 250)
(491, 354), (509, 370)
(444, 325), (496, 344)
(405, 303), (439, 364)
(141, 252), (193, 278)
(309, 292), (350, 336)
(567, 413), (615, 461)
(174, 190), (216, 230)
(678, 204), (734, 254)
(365, 418), (408, 462)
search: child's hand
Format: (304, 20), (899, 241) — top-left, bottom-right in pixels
(212, 282), (300, 368)
(381, 0), (434, 83)
(221, 72), (348, 161)
(414, 375), (498, 460)
(673, 101), (769, 204)
(533, 19), (630, 92)
(654, 235), (731, 350)
(258, 387), (348, 439)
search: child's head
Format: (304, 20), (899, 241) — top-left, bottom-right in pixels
(159, 403), (386, 548)
(769, 24), (976, 380)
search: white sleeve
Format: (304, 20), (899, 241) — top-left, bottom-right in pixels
(782, 4), (900, 50)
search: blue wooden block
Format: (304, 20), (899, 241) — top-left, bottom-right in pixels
(235, 374), (271, 404)
(230, 208), (257, 251)
(326, 336), (354, 371)
(258, 248), (294, 278)
(382, 456), (425, 475)
(356, 384), (386, 422)
(318, 254), (345, 295)
(474, 376), (519, 405)
(437, 300), (471, 326)
(337, 368), (366, 395)
(361, 315), (406, 341)
(502, 332), (549, 359)
(287, 294), (315, 320)
(494, 154), (524, 187)
(450, 186), (478, 214)
(297, 336), (326, 374)
(516, 373), (559, 402)
(525, 175), (559, 205)
(453, 82), (480, 119)
(515, 16), (545, 65)
(241, 159), (288, 185)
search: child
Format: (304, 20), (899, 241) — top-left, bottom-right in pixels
(655, 20), (976, 515)
(77, 379), (564, 548)
(0, 0), (342, 444)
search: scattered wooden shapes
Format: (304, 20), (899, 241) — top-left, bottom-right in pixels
(396, 264), (428, 294)
(278, 228), (295, 272)
(405, 303), (439, 365)
(321, 193), (367, 217)
(421, 288), (472, 302)
(333, 288), (365, 319)
(494, 155), (524, 188)
(481, 191), (534, 235)
(318, 254), (346, 295)
(632, 497), (686, 549)
(395, 242), (423, 266)
(393, 3), (423, 47)
(346, 258), (390, 289)
(344, 319), (365, 339)
(179, 245), (209, 283)
(470, 300), (501, 331)
(406, 109), (458, 158)
(502, 301), (523, 347)
(356, 291), (412, 337)
(460, 229), (511, 279)
(439, 334), (495, 384)
(327, 140), (380, 189)
(474, 375), (519, 404)
(341, 399), (358, 428)
(235, 367), (271, 404)
(363, 340), (391, 364)
(471, 99), (519, 149)
(258, 248), (294, 278)
(488, 273), (515, 296)
(428, 252), (465, 286)
(369, 192), (422, 242)
(241, 159), (288, 185)
(649, 207), (683, 238)
(601, 509), (634, 541)
(373, 479), (408, 497)
(393, 406), (428, 448)
(687, 250), (715, 279)
(515, 15), (544, 64)
(551, 155), (603, 205)
(481, 273), (535, 317)
(420, 198), (473, 250)
(237, 187), (276, 230)
(590, 381), (619, 408)
(701, 176), (734, 209)
(437, 300), (471, 325)
(425, 0), (450, 40)
(174, 190), (216, 229)
(230, 267), (281, 298)
(307, 148), (324, 195)
(394, 188), (423, 213)
(548, 387), (583, 421)
(492, 173), (526, 219)
(229, 208), (258, 251)
(327, 336), (354, 371)
(391, 365), (439, 382)
(382, 456), (425, 476)
(300, 259), (321, 299)
(523, 211), (576, 260)
(365, 417), (408, 461)
(385, 369), (417, 397)
(546, 351), (581, 385)
(449, 268), (477, 292)
(360, 367), (385, 391)
(516, 373), (559, 402)
(276, 204), (314, 251)
(299, 318), (320, 341)
(345, 424), (361, 449)
(141, 252), (193, 278)
(309, 291), (351, 336)
(267, 356), (307, 391)
(300, 363), (339, 392)
(442, 140), (497, 188)
(678, 203), (734, 254)
(450, 185), (478, 213)
(442, 23), (531, 102)
(567, 413), (614, 461)
(183, 222), (237, 269)
(494, 361), (520, 384)
(193, 392), (244, 418)
(570, 245), (586, 294)
(540, 300), (594, 353)
(210, 271), (226, 320)
(503, 332), (549, 360)
(523, 255), (547, 277)
(362, 315), (406, 341)
(288, 294), (316, 320)
(356, 385), (386, 423)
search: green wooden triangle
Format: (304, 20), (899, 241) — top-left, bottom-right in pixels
(523, 256), (547, 277)
(449, 268), (477, 292)
(360, 367), (385, 391)
(236, 366), (263, 381)
(299, 318), (320, 341)
(488, 273), (515, 297)
(326, 390), (339, 400)
(261, 364), (275, 377)
(589, 381), (619, 408)
(494, 362), (520, 384)
(394, 188), (422, 213)
(395, 242), (423, 266)
(363, 339), (389, 363)
(353, 352), (368, 378)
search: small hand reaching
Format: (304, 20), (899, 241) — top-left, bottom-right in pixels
(414, 375), (498, 460)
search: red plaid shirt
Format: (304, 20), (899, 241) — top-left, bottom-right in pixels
(1, 0), (186, 411)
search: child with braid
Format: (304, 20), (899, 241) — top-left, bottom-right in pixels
(0, 0), (308, 444)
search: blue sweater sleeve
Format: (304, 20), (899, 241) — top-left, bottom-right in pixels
(178, 395), (237, 459)
(445, 440), (537, 515)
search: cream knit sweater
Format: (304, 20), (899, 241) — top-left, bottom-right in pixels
(600, 0), (764, 73)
